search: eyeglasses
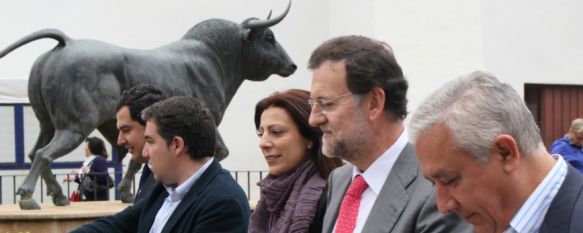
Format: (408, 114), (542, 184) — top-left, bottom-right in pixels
(308, 92), (353, 113)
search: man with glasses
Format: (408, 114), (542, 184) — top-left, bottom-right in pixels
(308, 35), (470, 233)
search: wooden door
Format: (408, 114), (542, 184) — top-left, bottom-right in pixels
(525, 84), (583, 149)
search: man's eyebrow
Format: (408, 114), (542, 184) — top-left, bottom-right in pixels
(423, 171), (450, 186)
(430, 170), (452, 181)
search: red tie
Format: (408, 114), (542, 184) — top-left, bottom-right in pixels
(335, 175), (368, 233)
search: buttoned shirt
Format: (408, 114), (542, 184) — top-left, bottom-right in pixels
(149, 157), (214, 233)
(333, 129), (409, 233)
(503, 155), (567, 233)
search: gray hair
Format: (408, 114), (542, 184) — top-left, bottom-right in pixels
(570, 118), (583, 134)
(408, 71), (542, 163)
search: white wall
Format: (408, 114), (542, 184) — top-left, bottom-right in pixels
(375, 0), (486, 118)
(1, 0), (582, 175)
(480, 0), (583, 95)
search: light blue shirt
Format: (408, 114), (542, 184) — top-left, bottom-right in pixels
(503, 155), (568, 233)
(149, 157), (214, 233)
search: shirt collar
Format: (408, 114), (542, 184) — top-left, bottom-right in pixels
(163, 157), (214, 202)
(352, 129), (408, 194)
(505, 155), (568, 233)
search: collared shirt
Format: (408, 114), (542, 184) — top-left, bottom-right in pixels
(333, 129), (409, 233)
(503, 155), (567, 233)
(149, 157), (214, 233)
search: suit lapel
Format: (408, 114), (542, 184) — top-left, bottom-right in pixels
(540, 166), (583, 233)
(362, 144), (418, 232)
(160, 159), (222, 233)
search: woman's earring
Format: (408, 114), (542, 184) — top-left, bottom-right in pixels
(307, 142), (313, 149)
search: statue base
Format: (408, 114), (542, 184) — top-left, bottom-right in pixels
(0, 201), (130, 232)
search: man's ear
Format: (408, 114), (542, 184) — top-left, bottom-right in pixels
(171, 136), (186, 156)
(493, 134), (520, 173)
(367, 87), (386, 121)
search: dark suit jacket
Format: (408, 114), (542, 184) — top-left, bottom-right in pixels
(540, 166), (583, 233)
(72, 159), (250, 233)
(135, 164), (156, 202)
(75, 156), (109, 201)
(322, 144), (472, 233)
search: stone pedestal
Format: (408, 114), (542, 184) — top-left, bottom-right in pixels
(0, 201), (130, 233)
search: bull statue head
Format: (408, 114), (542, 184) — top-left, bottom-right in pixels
(241, 0), (296, 81)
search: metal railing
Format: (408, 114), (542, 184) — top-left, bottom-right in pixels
(0, 170), (267, 204)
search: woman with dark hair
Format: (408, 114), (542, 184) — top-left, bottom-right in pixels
(65, 136), (110, 201)
(249, 89), (343, 233)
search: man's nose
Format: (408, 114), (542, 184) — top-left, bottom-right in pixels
(117, 133), (126, 146)
(309, 105), (326, 127)
(435, 185), (459, 214)
(142, 145), (150, 158)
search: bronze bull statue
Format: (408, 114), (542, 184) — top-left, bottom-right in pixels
(0, 1), (296, 209)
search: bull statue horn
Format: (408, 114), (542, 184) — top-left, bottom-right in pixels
(242, 0), (291, 29)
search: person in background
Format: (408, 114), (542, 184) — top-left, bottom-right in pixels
(308, 35), (471, 233)
(65, 137), (110, 201)
(249, 89), (343, 233)
(116, 84), (166, 202)
(73, 96), (250, 232)
(409, 71), (583, 233)
(551, 118), (583, 173)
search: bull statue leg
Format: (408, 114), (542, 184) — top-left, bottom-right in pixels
(19, 123), (54, 209)
(18, 129), (86, 209)
(118, 160), (143, 203)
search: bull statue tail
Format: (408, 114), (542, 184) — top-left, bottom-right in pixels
(0, 29), (70, 58)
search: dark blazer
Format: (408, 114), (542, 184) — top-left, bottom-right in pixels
(540, 166), (583, 233)
(135, 165), (156, 202)
(75, 156), (109, 201)
(322, 144), (472, 233)
(72, 159), (251, 233)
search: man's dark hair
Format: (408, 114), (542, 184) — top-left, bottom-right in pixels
(308, 35), (408, 120)
(116, 84), (167, 125)
(142, 96), (216, 160)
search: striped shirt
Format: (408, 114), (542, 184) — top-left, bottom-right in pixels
(503, 155), (567, 233)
